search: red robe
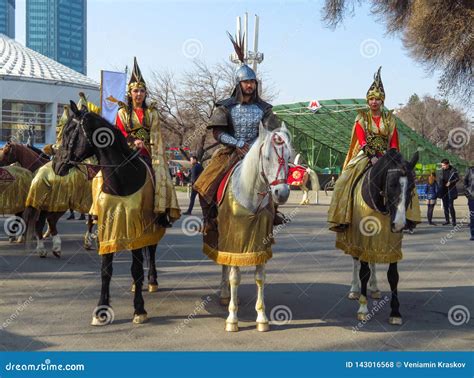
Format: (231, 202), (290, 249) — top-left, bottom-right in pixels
(115, 108), (151, 159)
(354, 115), (399, 153)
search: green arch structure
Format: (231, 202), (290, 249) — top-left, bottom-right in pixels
(274, 99), (469, 175)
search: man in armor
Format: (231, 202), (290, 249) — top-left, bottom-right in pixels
(194, 33), (286, 231)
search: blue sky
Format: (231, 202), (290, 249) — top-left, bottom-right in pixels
(15, 0), (444, 109)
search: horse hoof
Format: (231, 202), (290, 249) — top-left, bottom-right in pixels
(389, 316), (403, 325)
(38, 250), (47, 258)
(220, 297), (230, 306)
(17, 235), (25, 243)
(348, 292), (360, 300)
(8, 236), (15, 243)
(357, 312), (368, 321)
(132, 314), (148, 324)
(91, 316), (109, 326)
(225, 322), (239, 332)
(370, 290), (382, 299)
(148, 284), (159, 293)
(52, 251), (61, 259)
(256, 322), (270, 332)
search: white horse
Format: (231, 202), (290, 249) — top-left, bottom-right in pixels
(348, 258), (381, 300)
(207, 123), (291, 332)
(293, 154), (319, 205)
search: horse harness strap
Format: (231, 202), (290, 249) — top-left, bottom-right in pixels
(67, 117), (141, 169)
(255, 135), (288, 213)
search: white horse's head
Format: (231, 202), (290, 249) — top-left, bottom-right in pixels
(258, 122), (292, 205)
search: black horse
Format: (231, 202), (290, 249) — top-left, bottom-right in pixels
(340, 148), (419, 325)
(53, 101), (165, 325)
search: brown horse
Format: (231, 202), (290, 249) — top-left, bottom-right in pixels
(1, 141), (92, 258)
(0, 145), (35, 242)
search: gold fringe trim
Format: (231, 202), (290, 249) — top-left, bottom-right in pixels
(335, 240), (402, 264)
(203, 243), (272, 267)
(99, 230), (165, 255)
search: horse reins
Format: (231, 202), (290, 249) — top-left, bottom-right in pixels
(259, 134), (288, 189)
(254, 134), (289, 212)
(65, 117), (140, 169)
(366, 165), (406, 215)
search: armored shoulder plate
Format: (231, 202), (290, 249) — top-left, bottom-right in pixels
(208, 106), (229, 128)
(216, 97), (238, 109)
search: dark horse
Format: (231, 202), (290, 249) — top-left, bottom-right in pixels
(52, 101), (164, 325)
(338, 149), (419, 325)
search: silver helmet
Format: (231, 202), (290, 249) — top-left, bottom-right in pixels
(235, 64), (257, 84)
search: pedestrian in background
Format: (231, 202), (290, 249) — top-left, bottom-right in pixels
(183, 156), (204, 215)
(438, 159), (459, 226)
(464, 164), (474, 241)
(425, 172), (439, 225)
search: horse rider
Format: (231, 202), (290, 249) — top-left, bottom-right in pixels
(328, 67), (403, 232)
(193, 33), (287, 233)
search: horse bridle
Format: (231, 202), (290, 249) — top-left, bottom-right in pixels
(367, 166), (407, 215)
(2, 143), (16, 165)
(64, 116), (140, 169)
(258, 133), (289, 195)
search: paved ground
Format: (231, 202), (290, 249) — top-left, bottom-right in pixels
(0, 191), (472, 351)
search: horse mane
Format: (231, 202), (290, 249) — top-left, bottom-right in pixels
(9, 142), (49, 167)
(239, 137), (263, 195)
(239, 129), (292, 196)
(86, 112), (134, 156)
(361, 149), (410, 213)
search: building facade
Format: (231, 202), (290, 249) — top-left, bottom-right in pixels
(0, 0), (15, 38)
(26, 0), (87, 74)
(0, 35), (99, 148)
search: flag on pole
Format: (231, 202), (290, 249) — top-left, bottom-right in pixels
(101, 70), (127, 124)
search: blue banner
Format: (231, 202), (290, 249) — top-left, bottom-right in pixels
(0, 352), (472, 378)
(100, 70), (127, 124)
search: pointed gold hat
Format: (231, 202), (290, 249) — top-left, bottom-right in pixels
(366, 66), (385, 101)
(128, 57), (147, 94)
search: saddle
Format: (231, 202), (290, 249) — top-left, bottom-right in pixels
(216, 163), (238, 205)
(0, 167), (15, 182)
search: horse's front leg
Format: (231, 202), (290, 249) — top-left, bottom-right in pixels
(91, 253), (114, 326)
(225, 266), (240, 332)
(357, 261), (371, 321)
(255, 264), (270, 332)
(48, 212), (63, 259)
(387, 263), (402, 325)
(368, 263), (381, 299)
(348, 257), (360, 299)
(36, 211), (48, 258)
(219, 265), (230, 306)
(300, 187), (309, 205)
(131, 248), (148, 324)
(147, 244), (159, 292)
(84, 214), (95, 250)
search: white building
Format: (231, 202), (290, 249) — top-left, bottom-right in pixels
(0, 34), (99, 147)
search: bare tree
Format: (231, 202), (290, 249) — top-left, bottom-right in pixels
(148, 60), (278, 162)
(322, 0), (474, 105)
(397, 94), (472, 161)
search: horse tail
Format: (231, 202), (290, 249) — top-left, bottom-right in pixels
(308, 168), (319, 191)
(308, 169), (320, 204)
(23, 206), (39, 244)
